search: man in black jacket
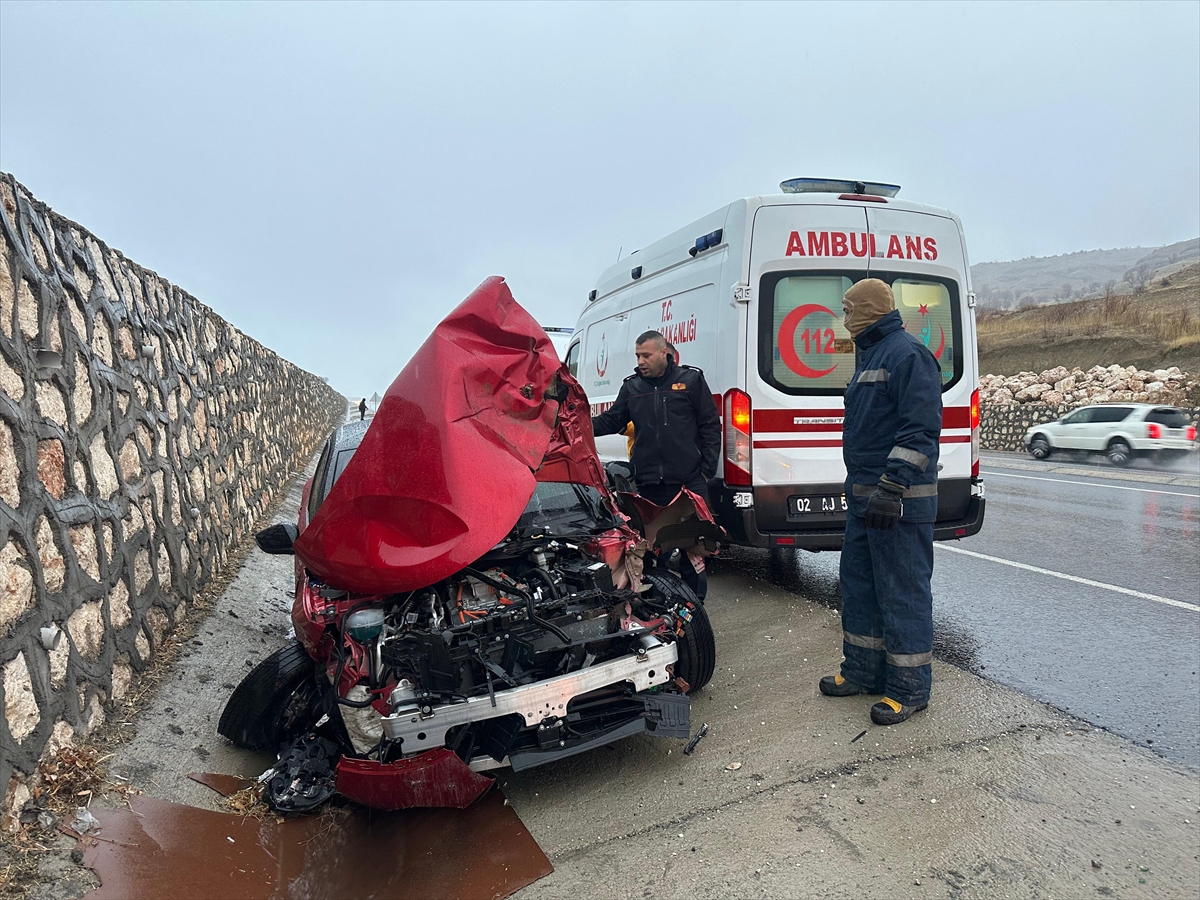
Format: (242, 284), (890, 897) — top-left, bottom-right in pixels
(592, 330), (721, 598)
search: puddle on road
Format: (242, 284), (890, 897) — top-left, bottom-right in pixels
(79, 787), (552, 900)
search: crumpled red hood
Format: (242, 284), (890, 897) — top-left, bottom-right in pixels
(295, 277), (607, 594)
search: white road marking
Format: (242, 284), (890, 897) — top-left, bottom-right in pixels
(982, 470), (1200, 498)
(935, 544), (1200, 613)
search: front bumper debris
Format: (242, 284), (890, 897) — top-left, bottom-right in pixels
(335, 749), (493, 810)
(382, 638), (678, 752)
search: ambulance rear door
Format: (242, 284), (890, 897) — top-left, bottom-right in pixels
(747, 203), (870, 509)
(864, 206), (976, 522)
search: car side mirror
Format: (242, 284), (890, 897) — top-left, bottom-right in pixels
(255, 522), (299, 555)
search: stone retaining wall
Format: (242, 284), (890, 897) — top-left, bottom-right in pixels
(1, 173), (345, 822)
(981, 402), (1200, 452)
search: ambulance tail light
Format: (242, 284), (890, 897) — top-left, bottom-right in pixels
(970, 387), (981, 479)
(724, 389), (752, 486)
(1187, 425), (1197, 442)
(1145, 423), (1162, 439)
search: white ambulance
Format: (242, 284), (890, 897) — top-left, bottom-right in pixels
(564, 178), (985, 551)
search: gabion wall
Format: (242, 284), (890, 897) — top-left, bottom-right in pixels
(0, 173), (344, 820)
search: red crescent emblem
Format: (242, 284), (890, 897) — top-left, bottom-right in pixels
(934, 324), (945, 359)
(777, 304), (837, 378)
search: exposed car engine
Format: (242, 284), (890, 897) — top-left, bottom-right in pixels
(217, 278), (718, 815)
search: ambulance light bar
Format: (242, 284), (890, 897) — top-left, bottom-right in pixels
(780, 178), (901, 197)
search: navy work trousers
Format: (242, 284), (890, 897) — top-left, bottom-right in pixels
(838, 511), (934, 705)
(637, 481), (708, 602)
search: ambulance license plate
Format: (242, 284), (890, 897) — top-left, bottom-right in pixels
(788, 494), (847, 518)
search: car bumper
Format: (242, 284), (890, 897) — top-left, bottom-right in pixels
(708, 477), (987, 550)
(381, 637), (678, 754)
(1135, 439), (1198, 452)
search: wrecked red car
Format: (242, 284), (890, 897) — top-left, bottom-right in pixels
(218, 278), (720, 813)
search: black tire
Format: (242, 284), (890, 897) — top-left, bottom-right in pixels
(1028, 435), (1052, 460)
(218, 640), (321, 751)
(1106, 439), (1133, 467)
(642, 570), (716, 693)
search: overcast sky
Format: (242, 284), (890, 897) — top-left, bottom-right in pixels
(2, 1), (1197, 396)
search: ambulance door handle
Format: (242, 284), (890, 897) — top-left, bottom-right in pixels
(615, 314), (628, 321)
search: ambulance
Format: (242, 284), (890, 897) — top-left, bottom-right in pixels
(564, 178), (986, 551)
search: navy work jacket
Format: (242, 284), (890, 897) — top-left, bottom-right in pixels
(843, 310), (943, 523)
(591, 361), (721, 488)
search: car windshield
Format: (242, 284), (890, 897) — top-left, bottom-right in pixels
(516, 482), (617, 533)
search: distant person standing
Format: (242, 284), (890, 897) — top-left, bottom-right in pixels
(592, 331), (720, 599)
(358, 398), (367, 421)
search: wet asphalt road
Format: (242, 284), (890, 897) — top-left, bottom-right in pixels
(714, 451), (1200, 768)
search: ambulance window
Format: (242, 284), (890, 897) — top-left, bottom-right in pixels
(759, 272), (963, 394)
(892, 279), (957, 386)
(565, 341), (580, 377)
(760, 274), (856, 393)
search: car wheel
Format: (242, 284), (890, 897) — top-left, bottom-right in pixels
(218, 640), (321, 751)
(641, 569), (716, 693)
(1028, 435), (1052, 460)
(1106, 439), (1133, 467)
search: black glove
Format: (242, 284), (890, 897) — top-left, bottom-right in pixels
(863, 477), (904, 530)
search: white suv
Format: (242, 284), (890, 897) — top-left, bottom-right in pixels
(1024, 404), (1198, 467)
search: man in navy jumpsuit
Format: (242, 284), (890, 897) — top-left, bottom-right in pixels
(819, 279), (942, 725)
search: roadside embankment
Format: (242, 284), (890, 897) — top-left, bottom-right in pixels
(0, 173), (344, 826)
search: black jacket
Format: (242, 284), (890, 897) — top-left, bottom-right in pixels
(592, 361), (721, 488)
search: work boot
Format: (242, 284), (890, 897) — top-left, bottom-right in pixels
(870, 696), (928, 725)
(819, 674), (873, 697)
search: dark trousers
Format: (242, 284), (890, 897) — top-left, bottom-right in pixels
(637, 480), (708, 601)
(838, 512), (934, 705)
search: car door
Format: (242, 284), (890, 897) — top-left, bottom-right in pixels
(1087, 406), (1133, 450)
(1057, 408), (1094, 449)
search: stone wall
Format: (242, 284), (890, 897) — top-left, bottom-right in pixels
(982, 402), (1199, 452)
(978, 364), (1198, 452)
(0, 173), (345, 821)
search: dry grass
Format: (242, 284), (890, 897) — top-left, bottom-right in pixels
(978, 263), (1200, 343)
(221, 784), (272, 819)
(1167, 332), (1200, 352)
(978, 263), (1200, 374)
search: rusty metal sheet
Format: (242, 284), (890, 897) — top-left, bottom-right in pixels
(80, 790), (552, 900)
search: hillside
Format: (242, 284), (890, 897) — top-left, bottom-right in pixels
(972, 238), (1199, 309)
(977, 262), (1200, 376)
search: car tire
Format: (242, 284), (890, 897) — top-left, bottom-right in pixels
(1106, 439), (1133, 467)
(642, 569), (716, 694)
(1028, 435), (1052, 460)
(218, 640), (321, 751)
